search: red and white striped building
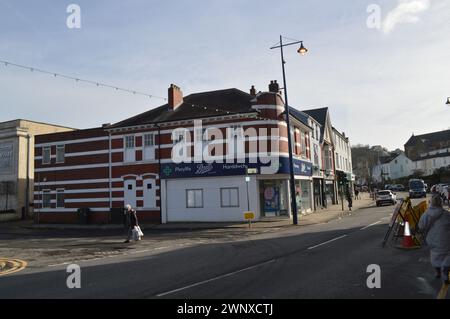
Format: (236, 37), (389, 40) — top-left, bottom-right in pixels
(33, 81), (316, 224)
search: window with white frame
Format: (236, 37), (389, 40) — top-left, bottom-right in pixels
(186, 189), (203, 208)
(124, 135), (135, 162)
(42, 190), (51, 208)
(313, 145), (319, 166)
(230, 125), (244, 158)
(336, 153), (340, 169)
(324, 147), (332, 171)
(42, 146), (51, 164)
(143, 133), (156, 161)
(301, 132), (307, 158)
(56, 145), (65, 163)
(220, 187), (239, 207)
(56, 189), (65, 208)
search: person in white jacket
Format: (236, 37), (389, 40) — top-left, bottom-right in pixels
(418, 194), (450, 284)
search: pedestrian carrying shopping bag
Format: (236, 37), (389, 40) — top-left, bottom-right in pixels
(135, 226), (144, 237)
(132, 227), (140, 241)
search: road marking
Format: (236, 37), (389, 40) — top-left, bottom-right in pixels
(156, 259), (276, 297)
(307, 235), (347, 250)
(360, 221), (383, 231)
(0, 259), (27, 276)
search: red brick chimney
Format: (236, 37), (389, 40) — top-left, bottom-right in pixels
(250, 85), (257, 97)
(268, 80), (280, 93)
(168, 84), (183, 110)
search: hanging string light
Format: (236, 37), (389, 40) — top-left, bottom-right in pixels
(0, 58), (166, 101)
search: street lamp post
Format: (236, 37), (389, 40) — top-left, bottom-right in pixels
(271, 35), (308, 225)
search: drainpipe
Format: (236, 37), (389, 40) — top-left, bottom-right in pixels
(157, 124), (162, 224)
(25, 134), (31, 220)
(108, 131), (112, 223)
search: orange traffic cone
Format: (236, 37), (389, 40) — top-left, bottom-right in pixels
(402, 222), (414, 248)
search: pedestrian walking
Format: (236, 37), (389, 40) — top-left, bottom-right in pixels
(124, 204), (140, 243)
(418, 194), (450, 284)
(355, 188), (360, 200)
(346, 188), (353, 211)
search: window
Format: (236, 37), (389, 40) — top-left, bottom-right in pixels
(42, 190), (51, 208)
(124, 135), (135, 162)
(220, 188), (239, 207)
(300, 132), (306, 157)
(313, 145), (319, 166)
(125, 135), (135, 149)
(56, 189), (65, 208)
(336, 153), (340, 169)
(324, 147), (332, 170)
(56, 145), (65, 163)
(144, 133), (155, 147)
(143, 133), (156, 161)
(42, 146), (51, 164)
(186, 189), (203, 208)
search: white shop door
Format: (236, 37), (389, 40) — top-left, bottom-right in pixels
(143, 179), (156, 208)
(124, 180), (136, 208)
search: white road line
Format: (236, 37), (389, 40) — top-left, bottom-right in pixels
(360, 220), (383, 231)
(156, 259), (276, 297)
(307, 235), (347, 250)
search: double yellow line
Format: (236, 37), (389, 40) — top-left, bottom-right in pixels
(0, 258), (27, 276)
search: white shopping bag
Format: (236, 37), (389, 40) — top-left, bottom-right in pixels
(135, 226), (144, 237)
(132, 228), (140, 241)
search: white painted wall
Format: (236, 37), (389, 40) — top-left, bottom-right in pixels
(163, 176), (259, 222)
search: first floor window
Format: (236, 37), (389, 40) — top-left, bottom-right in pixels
(56, 189), (65, 208)
(56, 145), (65, 163)
(221, 188), (239, 207)
(42, 147), (51, 164)
(186, 189), (203, 208)
(42, 190), (51, 208)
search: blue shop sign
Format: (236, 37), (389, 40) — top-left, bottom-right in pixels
(161, 157), (312, 179)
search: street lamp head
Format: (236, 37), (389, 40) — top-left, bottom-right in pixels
(446, 97), (450, 105)
(297, 42), (308, 56)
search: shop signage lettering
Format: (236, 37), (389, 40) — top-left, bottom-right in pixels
(161, 157), (313, 179)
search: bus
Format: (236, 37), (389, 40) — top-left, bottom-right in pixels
(408, 179), (427, 198)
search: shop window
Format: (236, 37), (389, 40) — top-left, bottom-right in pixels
(186, 189), (203, 208)
(220, 188), (239, 207)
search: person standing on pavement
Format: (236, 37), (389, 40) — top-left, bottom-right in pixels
(418, 194), (450, 284)
(124, 204), (139, 243)
(354, 188), (360, 200)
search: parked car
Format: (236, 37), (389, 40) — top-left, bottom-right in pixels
(376, 190), (397, 207)
(391, 184), (405, 192)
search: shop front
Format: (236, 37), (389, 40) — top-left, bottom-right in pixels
(295, 178), (313, 215)
(324, 180), (336, 207)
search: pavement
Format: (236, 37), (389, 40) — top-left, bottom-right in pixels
(1, 192), (446, 299)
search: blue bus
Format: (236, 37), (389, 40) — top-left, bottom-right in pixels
(409, 179), (427, 198)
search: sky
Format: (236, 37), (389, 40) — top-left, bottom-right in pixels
(0, 0), (449, 151)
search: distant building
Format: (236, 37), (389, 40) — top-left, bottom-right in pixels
(412, 148), (450, 176)
(405, 129), (450, 176)
(405, 129), (450, 160)
(0, 120), (74, 222)
(372, 151), (413, 183)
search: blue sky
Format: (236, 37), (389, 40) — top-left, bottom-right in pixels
(0, 0), (449, 150)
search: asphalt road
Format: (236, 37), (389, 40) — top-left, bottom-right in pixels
(0, 196), (446, 299)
